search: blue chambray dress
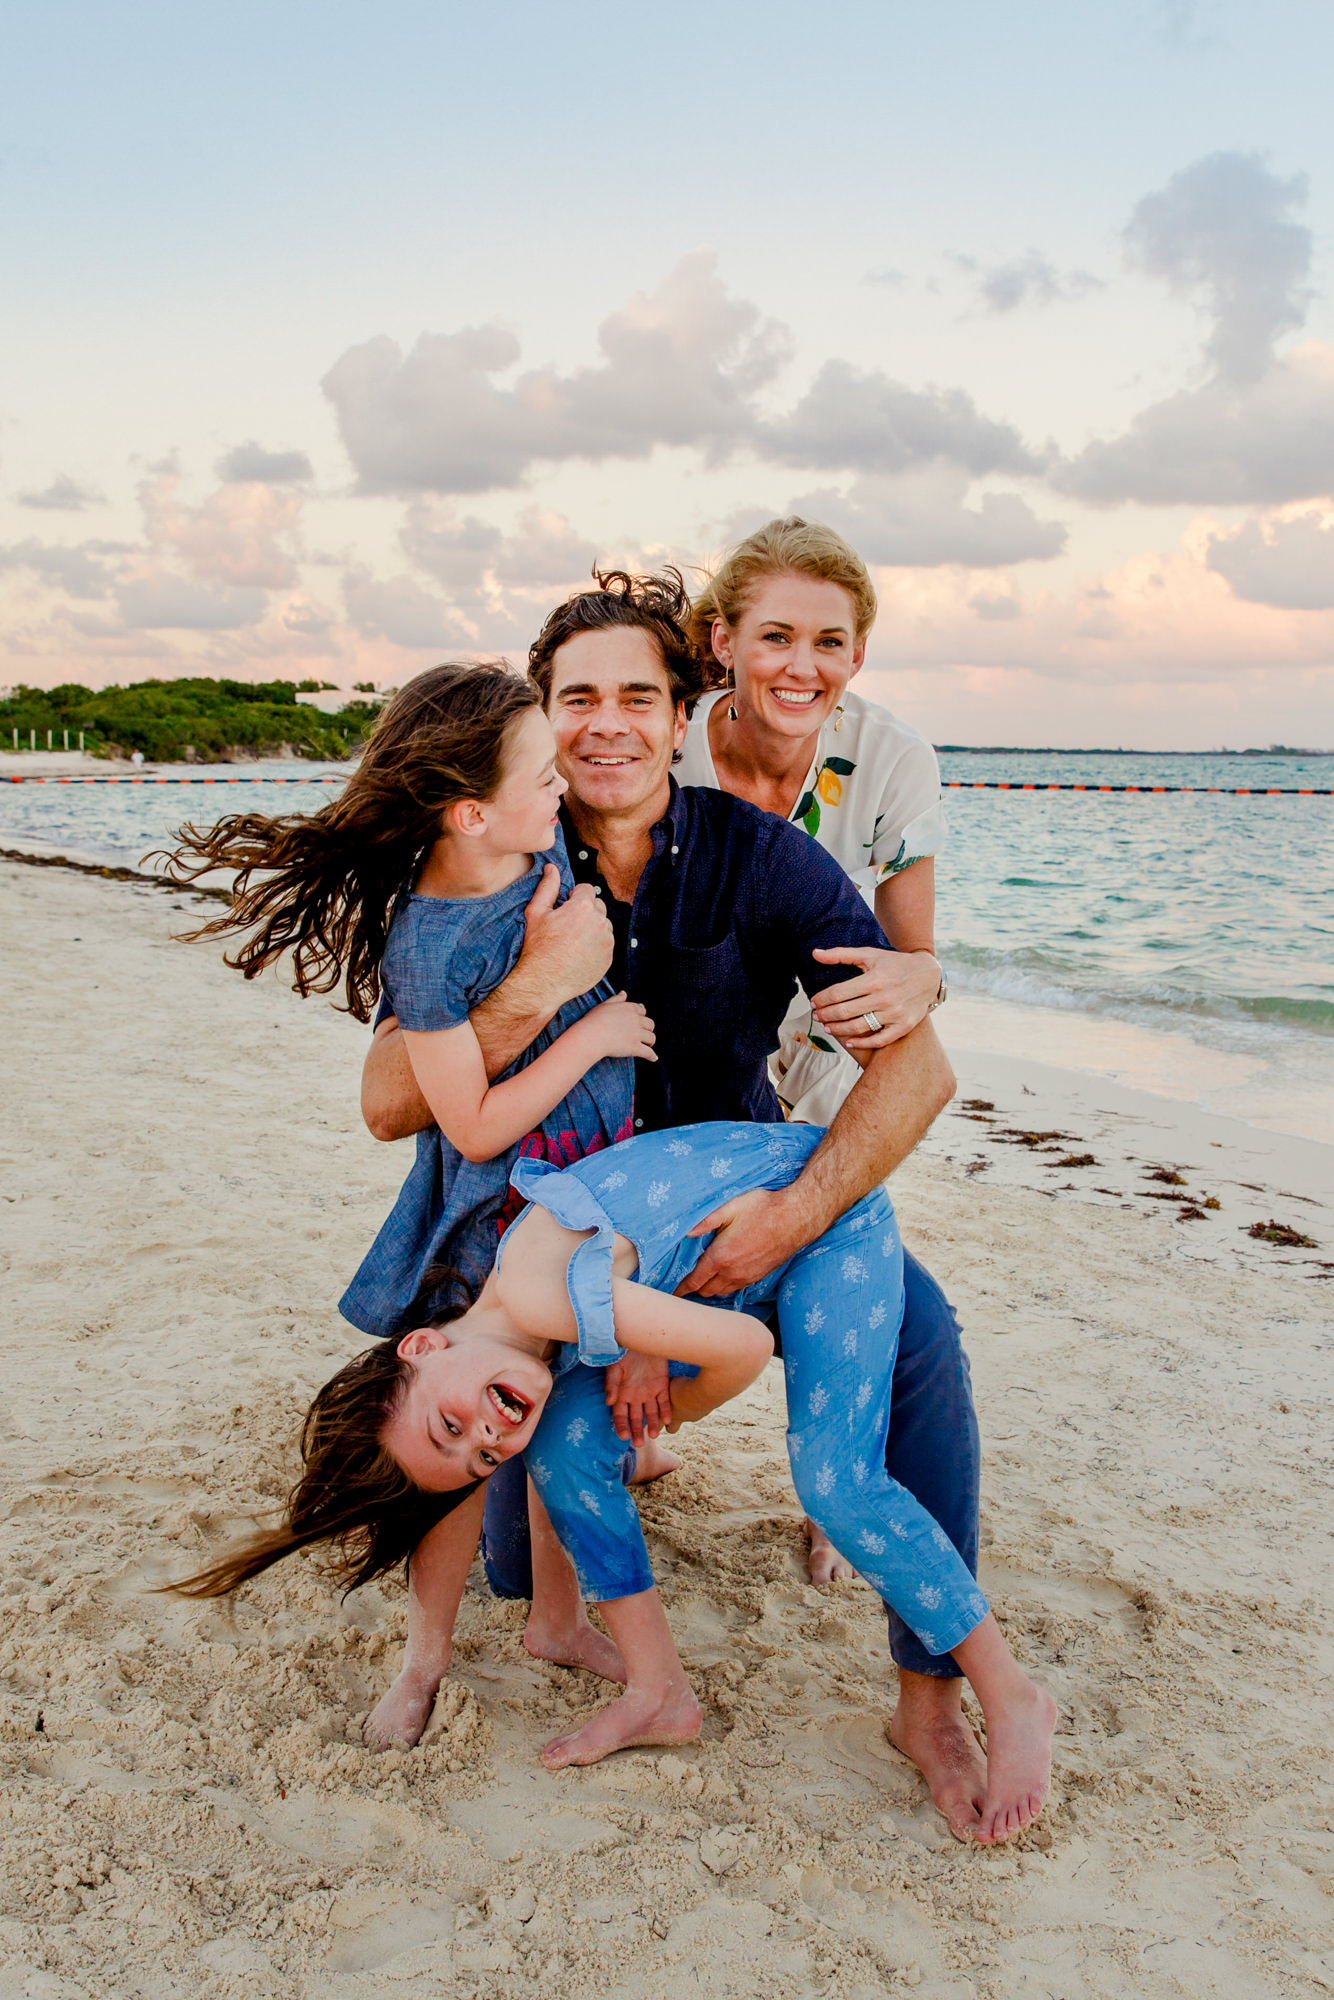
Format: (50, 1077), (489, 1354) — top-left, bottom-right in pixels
(339, 833), (634, 1340)
(503, 1123), (990, 1657)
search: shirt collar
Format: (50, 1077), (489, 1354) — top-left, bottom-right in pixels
(559, 776), (687, 875)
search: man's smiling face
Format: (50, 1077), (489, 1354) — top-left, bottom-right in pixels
(545, 628), (687, 820)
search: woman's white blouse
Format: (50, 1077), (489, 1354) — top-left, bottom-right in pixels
(677, 688), (946, 903)
(676, 687), (946, 1124)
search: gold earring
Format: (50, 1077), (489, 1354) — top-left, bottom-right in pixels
(726, 672), (737, 722)
(833, 704), (845, 734)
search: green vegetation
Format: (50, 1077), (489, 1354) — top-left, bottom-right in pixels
(1, 677), (382, 763)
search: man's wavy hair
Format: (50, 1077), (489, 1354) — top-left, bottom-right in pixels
(528, 568), (721, 725)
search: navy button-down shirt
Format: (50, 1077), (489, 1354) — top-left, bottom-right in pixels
(562, 780), (887, 1131)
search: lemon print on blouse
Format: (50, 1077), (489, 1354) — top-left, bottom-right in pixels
(792, 756), (855, 836)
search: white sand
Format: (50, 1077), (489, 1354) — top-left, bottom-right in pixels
(2, 854), (1332, 2000)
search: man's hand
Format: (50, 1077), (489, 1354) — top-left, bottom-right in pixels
(809, 945), (941, 1049)
(604, 1350), (673, 1445)
(675, 1187), (807, 1299)
(518, 863), (614, 1007)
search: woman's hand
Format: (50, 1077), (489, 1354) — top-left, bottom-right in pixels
(809, 946), (941, 1050)
(580, 992), (658, 1062)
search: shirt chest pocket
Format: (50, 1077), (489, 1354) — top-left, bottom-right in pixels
(666, 936), (770, 1059)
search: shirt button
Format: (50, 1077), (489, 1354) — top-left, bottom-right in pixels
(670, 844), (679, 855)
(578, 850), (588, 860)
(634, 1117), (643, 1128)
(629, 937), (638, 948)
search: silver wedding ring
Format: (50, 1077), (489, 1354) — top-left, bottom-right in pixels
(862, 1011), (883, 1033)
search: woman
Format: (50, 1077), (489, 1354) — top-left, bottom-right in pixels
(679, 517), (951, 1584)
(679, 515), (947, 1128)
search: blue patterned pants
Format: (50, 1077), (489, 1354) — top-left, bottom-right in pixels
(489, 1187), (987, 1664)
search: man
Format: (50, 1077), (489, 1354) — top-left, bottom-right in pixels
(360, 573), (989, 1838)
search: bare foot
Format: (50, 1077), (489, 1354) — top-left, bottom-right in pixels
(806, 1517), (855, 1587)
(540, 1681), (702, 1769)
(628, 1438), (682, 1485)
(973, 1678), (1057, 1845)
(887, 1691), (989, 1841)
(363, 1660), (445, 1751)
(524, 1611), (627, 1684)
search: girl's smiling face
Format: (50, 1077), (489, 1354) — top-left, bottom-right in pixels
(456, 705), (568, 854)
(382, 1325), (553, 1492)
(713, 572), (865, 740)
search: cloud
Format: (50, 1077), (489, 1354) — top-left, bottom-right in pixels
(0, 539), (123, 599)
(15, 474), (106, 512)
(323, 253), (787, 495)
(863, 266), (907, 289)
(952, 251), (1102, 316)
(759, 361), (1045, 478)
(215, 441), (314, 484)
(323, 253), (1047, 494)
(1206, 509), (1334, 610)
(342, 568), (476, 651)
(1057, 339), (1334, 506)
(768, 467), (1066, 568)
(139, 472), (302, 588)
(116, 572), (268, 630)
(1056, 153), (1331, 507)
(1124, 151), (1311, 384)
(969, 590), (1024, 621)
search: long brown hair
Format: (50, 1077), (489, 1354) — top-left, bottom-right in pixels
(168, 1335), (479, 1599)
(528, 567), (720, 716)
(155, 662), (540, 1020)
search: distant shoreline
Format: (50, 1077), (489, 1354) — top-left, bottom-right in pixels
(933, 743), (1334, 757)
(3, 744), (1332, 772)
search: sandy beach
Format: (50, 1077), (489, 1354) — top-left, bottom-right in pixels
(2, 852), (1332, 2000)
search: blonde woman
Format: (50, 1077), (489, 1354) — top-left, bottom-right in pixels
(679, 517), (947, 1128)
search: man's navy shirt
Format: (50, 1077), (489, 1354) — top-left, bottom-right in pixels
(561, 779), (887, 1132)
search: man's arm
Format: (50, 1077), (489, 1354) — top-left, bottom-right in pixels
(360, 862), (614, 1142)
(677, 1017), (955, 1299)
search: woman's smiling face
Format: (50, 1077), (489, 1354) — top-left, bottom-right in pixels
(715, 572), (865, 740)
(381, 1326), (553, 1492)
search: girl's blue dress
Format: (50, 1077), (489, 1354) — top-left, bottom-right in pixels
(339, 835), (633, 1339)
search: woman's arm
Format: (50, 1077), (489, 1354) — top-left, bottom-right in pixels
(809, 857), (941, 1051)
(403, 996), (654, 1164)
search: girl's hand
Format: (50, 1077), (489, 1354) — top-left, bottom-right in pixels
(809, 947), (941, 1049)
(604, 1351), (673, 1445)
(583, 992), (658, 1062)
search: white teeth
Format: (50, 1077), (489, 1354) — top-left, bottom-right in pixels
(772, 690), (817, 704)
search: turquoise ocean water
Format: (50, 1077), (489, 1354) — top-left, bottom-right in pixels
(4, 750), (1331, 1141)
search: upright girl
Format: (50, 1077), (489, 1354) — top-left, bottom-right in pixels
(165, 663), (652, 1335)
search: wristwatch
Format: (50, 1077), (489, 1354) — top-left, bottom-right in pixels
(927, 964), (948, 1012)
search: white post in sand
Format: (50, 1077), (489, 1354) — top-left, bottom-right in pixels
(78, 731), (85, 751)
(47, 730), (53, 749)
(63, 730), (69, 750)
(29, 729), (35, 750)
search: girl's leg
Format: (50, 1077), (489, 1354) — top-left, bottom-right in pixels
(778, 1205), (1053, 1841)
(952, 1616), (1057, 1844)
(540, 1585), (702, 1769)
(524, 1478), (626, 1683)
(777, 1206), (987, 1661)
(364, 1484), (487, 1750)
(523, 1361), (702, 1767)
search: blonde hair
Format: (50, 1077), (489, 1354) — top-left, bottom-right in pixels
(689, 517), (878, 661)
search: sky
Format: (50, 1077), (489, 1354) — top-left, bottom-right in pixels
(3, 0), (1334, 748)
